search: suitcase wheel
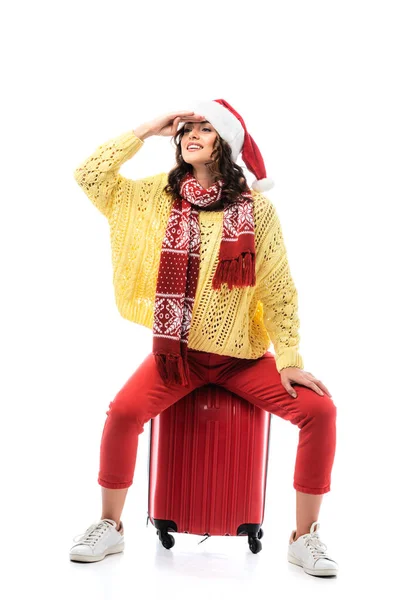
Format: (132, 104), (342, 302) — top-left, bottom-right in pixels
(248, 537), (262, 554)
(157, 530), (176, 550)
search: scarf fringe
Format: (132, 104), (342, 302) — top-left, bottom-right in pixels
(212, 252), (256, 290)
(154, 352), (191, 387)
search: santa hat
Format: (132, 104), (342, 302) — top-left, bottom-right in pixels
(190, 98), (274, 192)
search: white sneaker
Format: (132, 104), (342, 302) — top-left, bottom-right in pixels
(287, 521), (338, 577)
(69, 518), (124, 562)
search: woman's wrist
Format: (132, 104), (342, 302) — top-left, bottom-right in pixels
(133, 123), (153, 141)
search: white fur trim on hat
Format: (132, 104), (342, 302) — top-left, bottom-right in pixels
(192, 100), (245, 162)
(251, 178), (275, 192)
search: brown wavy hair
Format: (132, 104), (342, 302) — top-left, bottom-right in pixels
(162, 124), (249, 205)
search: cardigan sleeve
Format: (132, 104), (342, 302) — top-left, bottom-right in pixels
(256, 201), (304, 373)
(73, 130), (145, 219)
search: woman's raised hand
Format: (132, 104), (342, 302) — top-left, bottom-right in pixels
(147, 111), (206, 137)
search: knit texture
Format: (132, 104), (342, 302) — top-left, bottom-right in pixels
(73, 130), (304, 372)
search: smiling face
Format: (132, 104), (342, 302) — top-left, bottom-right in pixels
(180, 121), (219, 167)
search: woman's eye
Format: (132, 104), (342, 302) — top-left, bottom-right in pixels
(184, 128), (211, 133)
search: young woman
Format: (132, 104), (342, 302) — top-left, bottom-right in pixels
(69, 99), (338, 577)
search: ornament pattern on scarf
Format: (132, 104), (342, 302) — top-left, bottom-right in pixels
(222, 201), (254, 243)
(153, 172), (256, 387)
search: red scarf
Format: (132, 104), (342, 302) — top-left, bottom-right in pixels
(153, 172), (256, 387)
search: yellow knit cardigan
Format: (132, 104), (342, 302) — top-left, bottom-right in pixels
(73, 130), (304, 372)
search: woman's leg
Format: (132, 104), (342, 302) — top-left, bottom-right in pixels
(101, 487), (128, 532)
(295, 492), (323, 539)
(212, 351), (337, 530)
(97, 351), (207, 526)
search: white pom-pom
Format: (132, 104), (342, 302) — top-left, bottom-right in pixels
(251, 178), (275, 192)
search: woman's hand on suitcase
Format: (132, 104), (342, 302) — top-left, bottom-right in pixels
(280, 367), (332, 399)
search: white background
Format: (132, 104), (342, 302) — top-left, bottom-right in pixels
(1, 0), (399, 597)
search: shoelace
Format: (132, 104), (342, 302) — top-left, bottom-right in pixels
(304, 532), (330, 560)
(72, 520), (112, 548)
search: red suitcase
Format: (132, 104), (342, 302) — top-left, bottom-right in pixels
(146, 383), (272, 554)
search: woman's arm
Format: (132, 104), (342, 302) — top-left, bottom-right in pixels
(73, 112), (205, 218)
(257, 202), (304, 373)
(73, 126), (150, 219)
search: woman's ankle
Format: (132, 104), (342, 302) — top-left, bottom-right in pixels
(101, 516), (122, 531)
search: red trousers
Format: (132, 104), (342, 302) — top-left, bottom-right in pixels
(98, 349), (337, 494)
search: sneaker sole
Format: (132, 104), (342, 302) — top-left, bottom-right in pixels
(70, 541), (125, 563)
(287, 553), (338, 577)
